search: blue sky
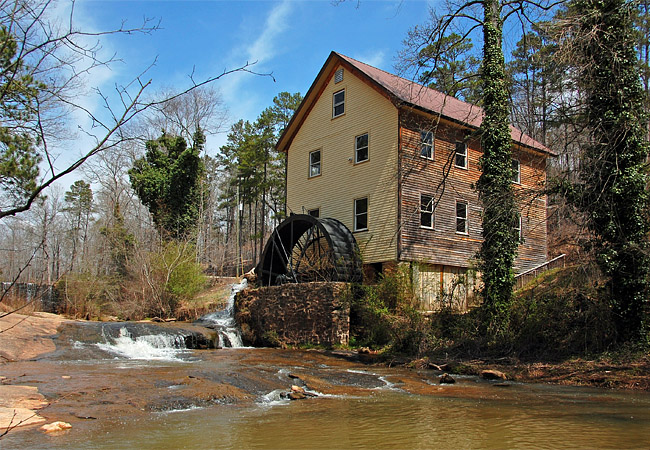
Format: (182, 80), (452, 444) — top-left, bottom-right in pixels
(66, 0), (435, 157)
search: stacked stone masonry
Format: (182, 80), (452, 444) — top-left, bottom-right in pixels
(235, 282), (351, 347)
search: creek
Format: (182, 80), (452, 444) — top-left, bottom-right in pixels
(2, 284), (650, 449)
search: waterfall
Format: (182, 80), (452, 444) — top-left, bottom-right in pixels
(95, 326), (189, 361)
(195, 279), (248, 348)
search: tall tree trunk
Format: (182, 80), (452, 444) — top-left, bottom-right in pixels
(477, 0), (519, 336)
(573, 0), (650, 341)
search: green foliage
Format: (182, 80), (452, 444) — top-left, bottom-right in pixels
(476, 0), (520, 338)
(144, 241), (207, 316)
(64, 180), (94, 228)
(160, 244), (207, 300)
(129, 132), (205, 240)
(0, 25), (42, 206)
(55, 272), (117, 320)
(218, 92), (302, 225)
(423, 265), (618, 360)
(507, 23), (563, 144)
(568, 0), (650, 342)
(350, 283), (393, 349)
(350, 266), (437, 356)
(417, 32), (481, 103)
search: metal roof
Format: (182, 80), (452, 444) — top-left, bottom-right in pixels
(277, 51), (555, 156)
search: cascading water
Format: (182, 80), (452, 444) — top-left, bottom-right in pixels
(95, 326), (189, 361)
(195, 279), (248, 348)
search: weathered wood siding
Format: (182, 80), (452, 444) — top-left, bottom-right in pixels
(412, 263), (479, 311)
(286, 64), (399, 264)
(398, 110), (548, 273)
(513, 150), (549, 272)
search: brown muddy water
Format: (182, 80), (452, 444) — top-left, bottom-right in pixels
(2, 321), (650, 450)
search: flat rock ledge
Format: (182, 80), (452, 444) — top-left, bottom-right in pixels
(0, 385), (48, 430)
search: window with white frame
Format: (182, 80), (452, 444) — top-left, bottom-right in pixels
(455, 142), (467, 168)
(456, 200), (468, 234)
(355, 133), (369, 163)
(511, 158), (521, 184)
(308, 208), (320, 218)
(333, 89), (345, 118)
(309, 150), (321, 177)
(514, 214), (522, 239)
(354, 197), (368, 231)
(421, 131), (433, 159)
(420, 194), (434, 229)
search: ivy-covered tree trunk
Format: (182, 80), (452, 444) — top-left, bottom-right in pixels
(572, 0), (650, 342)
(129, 133), (205, 241)
(476, 0), (520, 336)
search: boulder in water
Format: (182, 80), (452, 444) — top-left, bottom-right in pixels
(289, 392), (306, 400)
(439, 373), (456, 384)
(40, 421), (72, 433)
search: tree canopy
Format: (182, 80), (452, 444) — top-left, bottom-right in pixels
(129, 131), (205, 240)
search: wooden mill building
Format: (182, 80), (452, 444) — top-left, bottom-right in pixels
(276, 52), (555, 310)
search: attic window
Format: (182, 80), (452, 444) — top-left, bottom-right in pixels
(511, 159), (521, 184)
(335, 68), (344, 83)
(421, 131), (433, 159)
(333, 89), (345, 118)
(455, 142), (467, 169)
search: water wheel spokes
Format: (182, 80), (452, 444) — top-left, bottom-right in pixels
(256, 214), (362, 286)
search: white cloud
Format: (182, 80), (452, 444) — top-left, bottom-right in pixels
(246, 0), (292, 65)
(352, 50), (386, 69)
(216, 0), (294, 136)
(43, 1), (123, 166)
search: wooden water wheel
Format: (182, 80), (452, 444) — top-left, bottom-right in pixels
(256, 214), (362, 286)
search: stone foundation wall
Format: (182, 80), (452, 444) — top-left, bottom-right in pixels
(234, 282), (351, 347)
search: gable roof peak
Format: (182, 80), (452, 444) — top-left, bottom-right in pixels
(277, 51), (554, 156)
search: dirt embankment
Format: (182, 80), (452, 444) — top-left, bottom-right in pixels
(399, 354), (650, 391)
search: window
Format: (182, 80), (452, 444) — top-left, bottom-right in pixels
(308, 208), (320, 218)
(355, 133), (369, 163)
(456, 200), (468, 234)
(354, 197), (368, 231)
(335, 68), (344, 83)
(309, 150), (321, 177)
(421, 131), (433, 159)
(455, 142), (467, 168)
(514, 214), (522, 239)
(333, 89), (345, 118)
(420, 194), (434, 229)
(512, 159), (521, 184)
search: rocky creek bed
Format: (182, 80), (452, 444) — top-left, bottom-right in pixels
(2, 312), (650, 449)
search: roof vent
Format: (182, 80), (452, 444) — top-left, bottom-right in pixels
(335, 68), (344, 83)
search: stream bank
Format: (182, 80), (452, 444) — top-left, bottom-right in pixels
(1, 311), (650, 449)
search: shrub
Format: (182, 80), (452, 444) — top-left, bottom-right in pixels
(55, 273), (117, 319)
(132, 240), (207, 318)
(508, 264), (615, 358)
(350, 265), (437, 356)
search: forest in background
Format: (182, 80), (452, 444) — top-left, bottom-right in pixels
(1, 0), (650, 350)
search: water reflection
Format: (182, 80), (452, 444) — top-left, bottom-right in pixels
(7, 384), (650, 450)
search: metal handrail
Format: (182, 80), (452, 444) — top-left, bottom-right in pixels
(515, 254), (566, 279)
